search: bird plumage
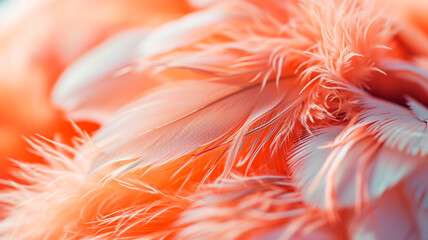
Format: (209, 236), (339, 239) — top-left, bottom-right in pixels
(1, 0), (428, 239)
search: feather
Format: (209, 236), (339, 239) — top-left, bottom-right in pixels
(4, 0), (428, 239)
(175, 176), (306, 240)
(154, 47), (264, 78)
(405, 163), (428, 209)
(90, 79), (297, 175)
(351, 184), (428, 240)
(176, 175), (344, 240)
(52, 29), (152, 122)
(358, 95), (428, 156)
(401, 164), (428, 239)
(92, 80), (240, 148)
(187, 0), (218, 8)
(406, 96), (428, 122)
(0, 134), (192, 240)
(289, 124), (423, 210)
(138, 2), (250, 59)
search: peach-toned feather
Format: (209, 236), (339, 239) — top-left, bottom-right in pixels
(1, 0), (428, 239)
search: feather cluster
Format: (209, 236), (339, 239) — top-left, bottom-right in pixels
(1, 0), (428, 239)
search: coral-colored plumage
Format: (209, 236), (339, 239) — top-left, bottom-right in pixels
(1, 0), (428, 239)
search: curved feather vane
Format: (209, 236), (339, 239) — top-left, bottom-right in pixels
(289, 119), (425, 210)
(358, 95), (428, 156)
(90, 78), (299, 175)
(92, 80), (240, 147)
(52, 29), (152, 122)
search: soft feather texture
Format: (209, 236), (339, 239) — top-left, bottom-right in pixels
(52, 29), (153, 122)
(89, 78), (299, 176)
(1, 0), (428, 239)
